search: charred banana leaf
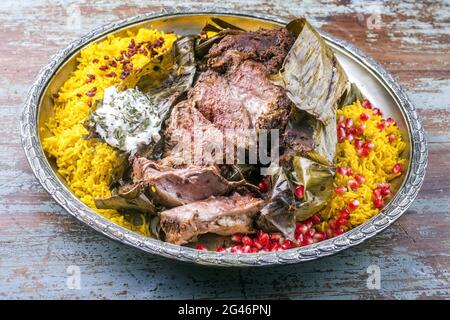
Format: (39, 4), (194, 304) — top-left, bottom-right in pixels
(94, 183), (156, 214)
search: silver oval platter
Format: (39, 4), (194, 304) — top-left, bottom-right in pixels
(20, 10), (428, 266)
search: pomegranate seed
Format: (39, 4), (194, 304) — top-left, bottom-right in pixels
(294, 185), (305, 200)
(258, 231), (270, 247)
(313, 232), (326, 242)
(337, 167), (348, 176)
(339, 209), (350, 219)
(338, 121), (346, 129)
(362, 99), (372, 109)
(373, 188), (383, 199)
(216, 247), (225, 252)
(328, 219), (337, 229)
(295, 223), (308, 235)
(379, 182), (390, 190)
(364, 141), (375, 150)
(230, 245), (243, 253)
(325, 228), (333, 238)
(348, 199), (360, 211)
(373, 108), (382, 116)
(388, 134), (396, 143)
(335, 186), (347, 195)
(360, 113), (370, 121)
(386, 117), (394, 125)
(354, 140), (364, 149)
(231, 233), (243, 243)
(337, 218), (348, 226)
(334, 228), (344, 236)
(242, 236), (253, 246)
(355, 174), (366, 184)
(258, 181), (268, 193)
(382, 188), (391, 197)
(302, 235), (314, 246)
(281, 240), (293, 249)
(355, 124), (366, 135)
(270, 232), (282, 242)
(345, 118), (354, 128)
(253, 239), (263, 250)
(270, 243), (281, 251)
(346, 168), (353, 176)
(243, 245), (252, 253)
(99, 65), (108, 71)
(85, 87), (97, 97)
(377, 120), (386, 130)
(392, 163), (402, 174)
(346, 133), (354, 142)
(311, 214), (321, 224)
(373, 198), (384, 208)
(338, 127), (346, 142)
(348, 179), (359, 190)
(307, 228), (316, 238)
(358, 147), (370, 158)
(348, 127), (357, 135)
(195, 244), (207, 251)
(260, 248), (270, 252)
(338, 115), (345, 123)
(251, 247), (259, 253)
(295, 233), (304, 244)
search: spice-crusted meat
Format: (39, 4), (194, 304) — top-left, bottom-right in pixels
(160, 193), (265, 245)
(207, 28), (295, 74)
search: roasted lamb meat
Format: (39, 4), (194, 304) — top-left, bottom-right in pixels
(132, 157), (244, 207)
(160, 193), (264, 245)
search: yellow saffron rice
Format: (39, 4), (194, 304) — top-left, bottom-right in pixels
(318, 100), (407, 231)
(42, 29), (177, 235)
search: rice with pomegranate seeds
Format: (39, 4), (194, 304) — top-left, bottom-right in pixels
(42, 29), (177, 235)
(316, 100), (407, 234)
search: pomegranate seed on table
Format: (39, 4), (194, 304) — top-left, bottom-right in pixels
(392, 163), (402, 174)
(195, 244), (207, 251)
(328, 219), (337, 229)
(377, 120), (386, 130)
(325, 228), (333, 239)
(373, 188), (383, 199)
(337, 218), (348, 226)
(348, 199), (360, 211)
(388, 133), (396, 142)
(386, 117), (395, 125)
(355, 173), (366, 184)
(360, 112), (370, 121)
(347, 127), (357, 135)
(302, 235), (314, 246)
(348, 179), (359, 190)
(231, 233), (243, 243)
(270, 243), (281, 251)
(241, 236), (253, 246)
(216, 247), (226, 252)
(344, 118), (354, 128)
(243, 245), (252, 253)
(334, 228), (344, 236)
(337, 127), (346, 142)
(362, 99), (372, 109)
(251, 247), (259, 253)
(294, 185), (305, 200)
(296, 233), (304, 244)
(258, 181), (268, 193)
(373, 198), (384, 208)
(307, 228), (316, 238)
(346, 168), (353, 176)
(381, 188), (391, 197)
(335, 186), (347, 195)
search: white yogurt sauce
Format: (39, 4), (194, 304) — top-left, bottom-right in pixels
(92, 86), (161, 153)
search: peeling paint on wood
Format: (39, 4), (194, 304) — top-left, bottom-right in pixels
(0, 0), (449, 299)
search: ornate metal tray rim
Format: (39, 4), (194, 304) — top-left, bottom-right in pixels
(20, 9), (428, 267)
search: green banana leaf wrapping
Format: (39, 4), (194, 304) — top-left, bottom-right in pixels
(260, 18), (354, 238)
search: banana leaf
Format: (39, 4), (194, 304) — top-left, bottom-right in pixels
(94, 183), (156, 214)
(277, 18), (348, 125)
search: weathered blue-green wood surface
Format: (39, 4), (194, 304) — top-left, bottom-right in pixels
(0, 0), (449, 299)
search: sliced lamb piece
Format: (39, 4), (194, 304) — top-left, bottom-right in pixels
(132, 157), (243, 207)
(207, 27), (295, 74)
(160, 193), (264, 245)
(190, 57), (291, 133)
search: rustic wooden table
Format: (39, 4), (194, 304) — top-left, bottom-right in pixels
(0, 0), (449, 300)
